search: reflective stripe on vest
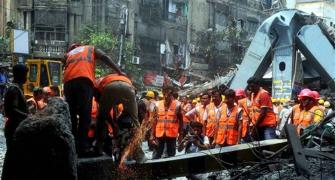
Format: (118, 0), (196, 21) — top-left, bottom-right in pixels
(63, 46), (95, 84)
(97, 74), (133, 93)
(155, 100), (179, 138)
(215, 104), (240, 145)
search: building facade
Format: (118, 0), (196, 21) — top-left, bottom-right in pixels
(2, 0), (270, 84)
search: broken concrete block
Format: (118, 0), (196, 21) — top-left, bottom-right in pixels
(2, 98), (77, 180)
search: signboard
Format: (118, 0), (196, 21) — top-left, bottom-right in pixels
(11, 29), (29, 54)
(143, 72), (164, 87)
(153, 75), (164, 87)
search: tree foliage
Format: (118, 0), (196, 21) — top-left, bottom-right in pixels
(76, 25), (142, 86)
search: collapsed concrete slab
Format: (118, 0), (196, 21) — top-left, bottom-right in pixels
(2, 98), (77, 180)
(77, 139), (287, 179)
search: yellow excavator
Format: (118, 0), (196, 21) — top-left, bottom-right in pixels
(23, 59), (63, 98)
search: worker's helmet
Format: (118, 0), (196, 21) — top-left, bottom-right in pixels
(318, 99), (325, 105)
(310, 91), (320, 100)
(280, 98), (287, 103)
(67, 43), (81, 53)
(305, 90), (318, 101)
(146, 90), (155, 98)
(235, 88), (246, 97)
(324, 101), (331, 108)
(298, 88), (311, 98)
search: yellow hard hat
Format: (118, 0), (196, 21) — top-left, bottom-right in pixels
(280, 98), (287, 103)
(318, 99), (325, 105)
(324, 101), (330, 108)
(146, 91), (155, 98)
(192, 99), (197, 104)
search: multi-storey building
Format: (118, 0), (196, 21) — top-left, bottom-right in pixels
(2, 0), (270, 83)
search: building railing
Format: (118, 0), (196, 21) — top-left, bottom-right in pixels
(32, 40), (67, 57)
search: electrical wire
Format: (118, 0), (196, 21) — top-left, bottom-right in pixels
(185, 125), (231, 173)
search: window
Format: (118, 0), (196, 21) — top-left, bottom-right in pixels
(48, 62), (61, 85)
(139, 37), (159, 54)
(165, 0), (187, 22)
(29, 64), (38, 82)
(40, 64), (49, 88)
(35, 24), (66, 41)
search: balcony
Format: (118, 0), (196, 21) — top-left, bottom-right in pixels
(32, 40), (67, 59)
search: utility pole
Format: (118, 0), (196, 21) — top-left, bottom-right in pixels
(117, 5), (128, 67)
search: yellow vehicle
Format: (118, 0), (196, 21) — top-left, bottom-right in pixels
(23, 59), (63, 98)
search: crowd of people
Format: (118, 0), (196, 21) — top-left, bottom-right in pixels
(2, 43), (332, 166)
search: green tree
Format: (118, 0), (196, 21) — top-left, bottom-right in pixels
(76, 25), (143, 88)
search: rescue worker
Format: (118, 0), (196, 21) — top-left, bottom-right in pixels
(151, 86), (183, 159)
(213, 89), (243, 147)
(291, 89), (310, 127)
(94, 73), (143, 162)
(247, 77), (277, 140)
(185, 92), (211, 125)
(296, 90), (324, 135)
(50, 85), (61, 97)
(63, 43), (125, 157)
(41, 86), (51, 104)
(324, 101), (332, 116)
(27, 87), (46, 114)
(180, 96), (192, 133)
(142, 91), (158, 151)
(203, 89), (223, 143)
(235, 88), (252, 142)
(4, 64), (29, 147)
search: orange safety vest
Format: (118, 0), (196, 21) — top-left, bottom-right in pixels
(197, 105), (206, 124)
(205, 103), (219, 138)
(155, 100), (179, 138)
(63, 46), (96, 84)
(91, 97), (98, 120)
(147, 99), (157, 123)
(181, 103), (191, 124)
(292, 104), (303, 126)
(296, 105), (322, 134)
(238, 98), (251, 138)
(215, 104), (240, 145)
(251, 88), (277, 127)
(97, 74), (132, 93)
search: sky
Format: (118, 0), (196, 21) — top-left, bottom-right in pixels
(286, 0), (296, 8)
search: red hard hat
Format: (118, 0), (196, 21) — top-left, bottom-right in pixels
(235, 88), (246, 97)
(303, 90), (317, 100)
(298, 88), (311, 98)
(310, 91), (320, 100)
